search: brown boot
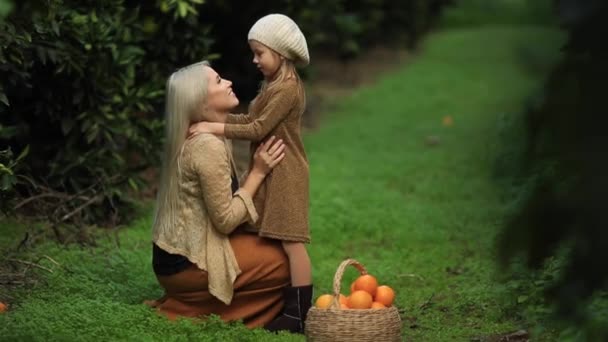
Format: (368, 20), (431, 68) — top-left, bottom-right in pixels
(265, 285), (313, 334)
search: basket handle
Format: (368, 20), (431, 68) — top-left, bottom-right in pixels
(329, 258), (368, 309)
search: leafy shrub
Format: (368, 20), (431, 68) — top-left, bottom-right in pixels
(0, 0), (213, 227)
(495, 0), (608, 335)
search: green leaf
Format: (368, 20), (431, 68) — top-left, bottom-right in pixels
(0, 163), (13, 175)
(517, 295), (529, 304)
(177, 2), (188, 18)
(15, 145), (29, 163)
(128, 178), (138, 191)
(160, 1), (170, 13)
(1, 174), (16, 191)
(0, 93), (8, 106)
(0, 124), (17, 139)
(61, 118), (75, 134)
(86, 123), (99, 143)
(51, 20), (60, 36)
(0, 0), (14, 19)
(206, 53), (221, 61)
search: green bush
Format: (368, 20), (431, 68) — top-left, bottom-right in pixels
(495, 0), (608, 335)
(0, 0), (214, 226)
(0, 0), (11, 20)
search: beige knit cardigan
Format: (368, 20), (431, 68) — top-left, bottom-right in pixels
(152, 133), (258, 304)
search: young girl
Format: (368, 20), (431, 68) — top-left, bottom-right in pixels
(189, 14), (312, 333)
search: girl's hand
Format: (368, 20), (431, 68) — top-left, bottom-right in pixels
(188, 121), (213, 138)
(252, 136), (286, 176)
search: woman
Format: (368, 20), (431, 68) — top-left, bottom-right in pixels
(146, 60), (290, 328)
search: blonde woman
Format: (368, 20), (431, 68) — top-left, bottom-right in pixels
(146, 60), (290, 328)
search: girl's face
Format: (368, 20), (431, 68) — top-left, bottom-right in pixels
(249, 40), (283, 79)
(204, 66), (239, 113)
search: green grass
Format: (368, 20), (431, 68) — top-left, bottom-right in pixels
(0, 26), (565, 341)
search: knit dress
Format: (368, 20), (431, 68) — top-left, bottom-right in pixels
(225, 79), (310, 243)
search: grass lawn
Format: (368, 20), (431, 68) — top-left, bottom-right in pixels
(0, 25), (564, 341)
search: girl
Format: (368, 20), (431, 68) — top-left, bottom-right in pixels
(189, 14), (311, 333)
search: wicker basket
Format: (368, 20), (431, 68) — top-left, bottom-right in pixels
(305, 259), (402, 342)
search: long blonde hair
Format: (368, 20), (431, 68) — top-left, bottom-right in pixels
(153, 60), (210, 232)
(250, 58), (305, 114)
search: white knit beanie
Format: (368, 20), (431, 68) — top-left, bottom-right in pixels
(248, 14), (310, 67)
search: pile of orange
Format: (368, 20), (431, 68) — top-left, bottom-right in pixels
(315, 274), (395, 310)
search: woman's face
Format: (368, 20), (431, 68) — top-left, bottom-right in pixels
(204, 66), (239, 113)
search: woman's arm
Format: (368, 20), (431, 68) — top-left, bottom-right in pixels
(191, 136), (285, 234)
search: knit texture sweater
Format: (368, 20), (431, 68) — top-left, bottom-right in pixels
(152, 134), (258, 304)
(225, 79), (309, 242)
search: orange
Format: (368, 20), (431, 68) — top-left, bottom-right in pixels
(315, 294), (334, 309)
(340, 303), (350, 309)
(350, 281), (356, 293)
(339, 294), (348, 306)
(371, 301), (386, 309)
(353, 274), (378, 297)
(348, 290), (373, 309)
(0, 302), (7, 313)
(442, 115), (454, 126)
(374, 285), (395, 307)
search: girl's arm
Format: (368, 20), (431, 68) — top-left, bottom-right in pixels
(188, 83), (298, 140)
(188, 122), (225, 137)
(224, 84), (298, 142)
(226, 112), (253, 125)
(188, 113), (252, 137)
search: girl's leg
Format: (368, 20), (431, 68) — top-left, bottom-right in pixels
(282, 241), (312, 286)
(265, 241), (313, 334)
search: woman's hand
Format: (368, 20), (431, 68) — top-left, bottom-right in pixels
(239, 136), (286, 200)
(252, 136), (286, 176)
(188, 121), (212, 138)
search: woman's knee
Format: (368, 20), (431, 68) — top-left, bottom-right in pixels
(232, 234), (288, 272)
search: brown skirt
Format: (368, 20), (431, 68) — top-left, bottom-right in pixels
(148, 232), (290, 328)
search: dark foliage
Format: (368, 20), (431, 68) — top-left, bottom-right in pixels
(498, 0), (608, 320)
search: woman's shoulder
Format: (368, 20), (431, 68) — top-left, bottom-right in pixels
(182, 133), (227, 163)
(185, 132), (224, 148)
